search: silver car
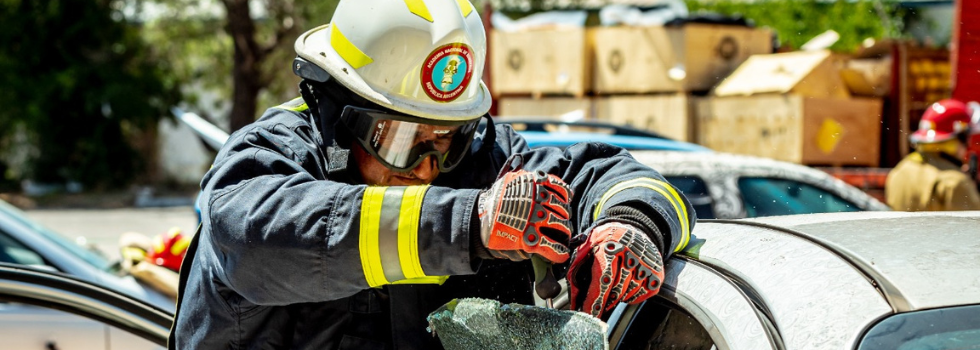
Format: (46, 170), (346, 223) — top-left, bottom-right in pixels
(605, 211), (980, 350)
(630, 151), (891, 219)
(0, 263), (169, 349)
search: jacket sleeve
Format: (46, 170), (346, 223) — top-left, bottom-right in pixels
(199, 115), (480, 306)
(938, 172), (980, 210)
(489, 126), (696, 258)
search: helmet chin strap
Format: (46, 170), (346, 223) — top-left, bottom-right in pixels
(299, 78), (364, 181)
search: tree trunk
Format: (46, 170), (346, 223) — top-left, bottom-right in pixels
(224, 0), (264, 132)
(230, 67), (261, 132)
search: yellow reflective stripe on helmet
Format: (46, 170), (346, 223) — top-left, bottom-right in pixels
(360, 187), (388, 287)
(330, 24), (373, 69)
(456, 0), (474, 17)
(398, 186), (429, 279)
(593, 178), (691, 252)
(403, 0), (434, 22)
(273, 97), (309, 112)
(360, 186), (447, 288)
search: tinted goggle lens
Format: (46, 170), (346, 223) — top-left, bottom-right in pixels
(341, 106), (478, 172)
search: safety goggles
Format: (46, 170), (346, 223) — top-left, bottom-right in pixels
(340, 106), (479, 172)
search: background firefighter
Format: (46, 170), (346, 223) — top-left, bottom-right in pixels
(886, 98), (980, 211)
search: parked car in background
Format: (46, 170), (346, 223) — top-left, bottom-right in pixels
(0, 199), (175, 311)
(490, 118), (887, 218)
(0, 263), (169, 349)
(602, 211), (980, 350)
(493, 118), (712, 152)
(629, 151), (891, 219)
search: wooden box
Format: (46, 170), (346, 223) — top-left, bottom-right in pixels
(588, 24), (772, 94)
(490, 28), (587, 97)
(840, 57), (893, 97)
(593, 94), (698, 142)
(713, 50), (851, 99)
(496, 97), (592, 119)
(697, 95), (883, 166)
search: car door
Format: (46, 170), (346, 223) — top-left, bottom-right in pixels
(0, 263), (170, 350)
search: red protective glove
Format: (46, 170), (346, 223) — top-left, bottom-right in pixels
(568, 221), (664, 318)
(478, 169), (573, 263)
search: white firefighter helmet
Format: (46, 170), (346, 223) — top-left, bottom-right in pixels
(295, 0), (490, 122)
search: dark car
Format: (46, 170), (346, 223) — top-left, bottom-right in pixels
(0, 199), (175, 311)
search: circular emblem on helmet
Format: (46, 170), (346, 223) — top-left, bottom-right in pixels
(421, 43), (474, 103)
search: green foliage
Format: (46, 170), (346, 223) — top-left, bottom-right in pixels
(143, 0), (341, 125)
(0, 0), (180, 189)
(685, 0), (906, 52)
(140, 2), (232, 114)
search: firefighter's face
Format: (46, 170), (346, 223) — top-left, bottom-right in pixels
(352, 143), (441, 186)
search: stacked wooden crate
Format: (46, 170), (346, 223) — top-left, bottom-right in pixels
(588, 24), (772, 142)
(700, 50), (884, 167)
(491, 27), (592, 121)
(491, 24), (773, 143)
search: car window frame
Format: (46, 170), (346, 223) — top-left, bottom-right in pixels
(663, 175), (717, 220)
(609, 257), (783, 350)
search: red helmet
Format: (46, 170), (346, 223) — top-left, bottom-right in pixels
(147, 227), (190, 272)
(910, 99), (973, 144)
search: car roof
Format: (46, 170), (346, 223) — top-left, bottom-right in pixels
(630, 151), (892, 211)
(518, 131), (712, 152)
(694, 211), (980, 312)
(491, 118), (712, 152)
(744, 211), (980, 311)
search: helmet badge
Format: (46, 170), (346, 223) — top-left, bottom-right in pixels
(421, 43), (474, 102)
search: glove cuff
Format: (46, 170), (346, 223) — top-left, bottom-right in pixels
(594, 205), (665, 256)
(470, 194), (495, 260)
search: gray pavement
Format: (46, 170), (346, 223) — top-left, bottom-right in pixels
(22, 206), (198, 260)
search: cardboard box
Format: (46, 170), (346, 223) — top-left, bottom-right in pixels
(697, 95), (882, 166)
(593, 94), (698, 142)
(713, 50), (851, 99)
(588, 24), (773, 94)
(496, 97), (592, 120)
(490, 28), (587, 97)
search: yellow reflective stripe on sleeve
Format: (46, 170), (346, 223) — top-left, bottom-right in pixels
(391, 276), (449, 285)
(379, 189), (406, 283)
(360, 187), (388, 287)
(456, 0), (474, 17)
(398, 186), (429, 279)
(273, 97), (309, 112)
(593, 178), (691, 252)
(361, 186), (448, 287)
(404, 0), (434, 22)
(330, 24), (373, 69)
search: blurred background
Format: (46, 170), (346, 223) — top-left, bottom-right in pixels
(0, 0), (974, 255)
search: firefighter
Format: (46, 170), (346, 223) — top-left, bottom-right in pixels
(169, 1), (695, 349)
(886, 99), (980, 211)
(118, 227), (189, 299)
